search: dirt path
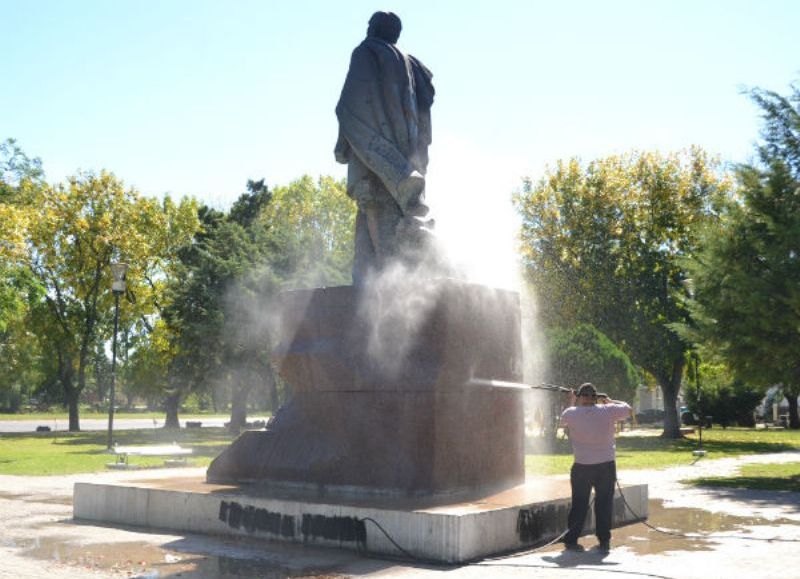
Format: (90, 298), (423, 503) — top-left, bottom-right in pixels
(0, 453), (799, 578)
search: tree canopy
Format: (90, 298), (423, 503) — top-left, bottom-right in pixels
(0, 133), (359, 429)
(546, 323), (639, 402)
(516, 148), (732, 437)
(683, 84), (800, 427)
(159, 175), (354, 428)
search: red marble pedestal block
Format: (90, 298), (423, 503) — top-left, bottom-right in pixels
(207, 280), (525, 495)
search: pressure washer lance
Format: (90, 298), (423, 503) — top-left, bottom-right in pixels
(467, 377), (575, 394)
(467, 378), (639, 429)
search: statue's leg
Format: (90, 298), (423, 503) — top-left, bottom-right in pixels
(353, 200), (405, 285)
(364, 203), (383, 261)
(372, 194), (404, 261)
(352, 209), (376, 285)
(350, 160), (400, 283)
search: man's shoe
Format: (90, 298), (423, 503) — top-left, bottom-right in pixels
(563, 542), (584, 552)
(595, 540), (610, 553)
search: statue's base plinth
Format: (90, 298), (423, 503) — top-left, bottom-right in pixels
(73, 473), (648, 563)
(208, 281), (526, 494)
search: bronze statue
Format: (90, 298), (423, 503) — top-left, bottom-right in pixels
(335, 11), (435, 283)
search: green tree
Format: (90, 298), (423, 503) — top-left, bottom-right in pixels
(517, 149), (731, 437)
(229, 178), (272, 228)
(259, 175), (355, 287)
(0, 266), (43, 411)
(1, 140), (46, 410)
(684, 84), (800, 428)
(162, 202), (279, 429)
(0, 138), (43, 198)
(161, 176), (354, 429)
(113, 194), (201, 416)
(546, 323), (639, 402)
(160, 206), (228, 428)
(124, 318), (174, 410)
(15, 171), (197, 430)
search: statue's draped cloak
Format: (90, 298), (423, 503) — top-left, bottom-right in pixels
(335, 37), (434, 207)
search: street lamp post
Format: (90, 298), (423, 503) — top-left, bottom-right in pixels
(692, 352), (706, 458)
(107, 262), (128, 450)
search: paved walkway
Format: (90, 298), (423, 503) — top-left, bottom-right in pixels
(0, 452), (799, 578)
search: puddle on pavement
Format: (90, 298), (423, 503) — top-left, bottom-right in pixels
(21, 536), (346, 578)
(543, 498), (798, 556)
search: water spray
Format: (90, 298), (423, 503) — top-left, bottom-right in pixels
(467, 377), (574, 394)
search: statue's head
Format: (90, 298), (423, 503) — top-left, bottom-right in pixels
(367, 11), (402, 44)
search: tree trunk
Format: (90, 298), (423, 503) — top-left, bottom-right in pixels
(228, 386), (249, 434)
(786, 392), (799, 429)
(58, 355), (80, 432)
(163, 392), (181, 429)
(66, 387), (81, 432)
(211, 386), (223, 414)
(660, 358), (685, 438)
(77, 348), (89, 417)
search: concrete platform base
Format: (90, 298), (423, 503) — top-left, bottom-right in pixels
(73, 475), (647, 563)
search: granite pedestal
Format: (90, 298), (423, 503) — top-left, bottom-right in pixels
(207, 280), (525, 495)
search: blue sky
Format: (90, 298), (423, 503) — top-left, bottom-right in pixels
(2, 0), (797, 199)
(3, 0), (798, 281)
(3, 0), (798, 205)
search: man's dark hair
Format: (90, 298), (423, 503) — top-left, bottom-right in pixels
(367, 11), (402, 44)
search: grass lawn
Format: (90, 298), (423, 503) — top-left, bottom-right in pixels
(686, 462), (800, 492)
(526, 427), (800, 476)
(0, 411), (236, 421)
(0, 427), (235, 475)
(2, 425), (800, 479)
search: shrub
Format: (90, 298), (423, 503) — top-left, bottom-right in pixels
(545, 323), (639, 401)
(686, 379), (763, 427)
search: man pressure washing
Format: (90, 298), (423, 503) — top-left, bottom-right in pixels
(560, 382), (633, 553)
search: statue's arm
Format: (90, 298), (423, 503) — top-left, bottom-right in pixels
(334, 127), (350, 164)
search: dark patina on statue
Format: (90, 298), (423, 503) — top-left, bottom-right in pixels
(334, 11), (435, 283)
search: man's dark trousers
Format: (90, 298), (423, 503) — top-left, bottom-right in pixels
(564, 461), (617, 544)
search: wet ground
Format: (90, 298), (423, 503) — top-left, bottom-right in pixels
(1, 452), (799, 578)
(18, 536), (349, 578)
